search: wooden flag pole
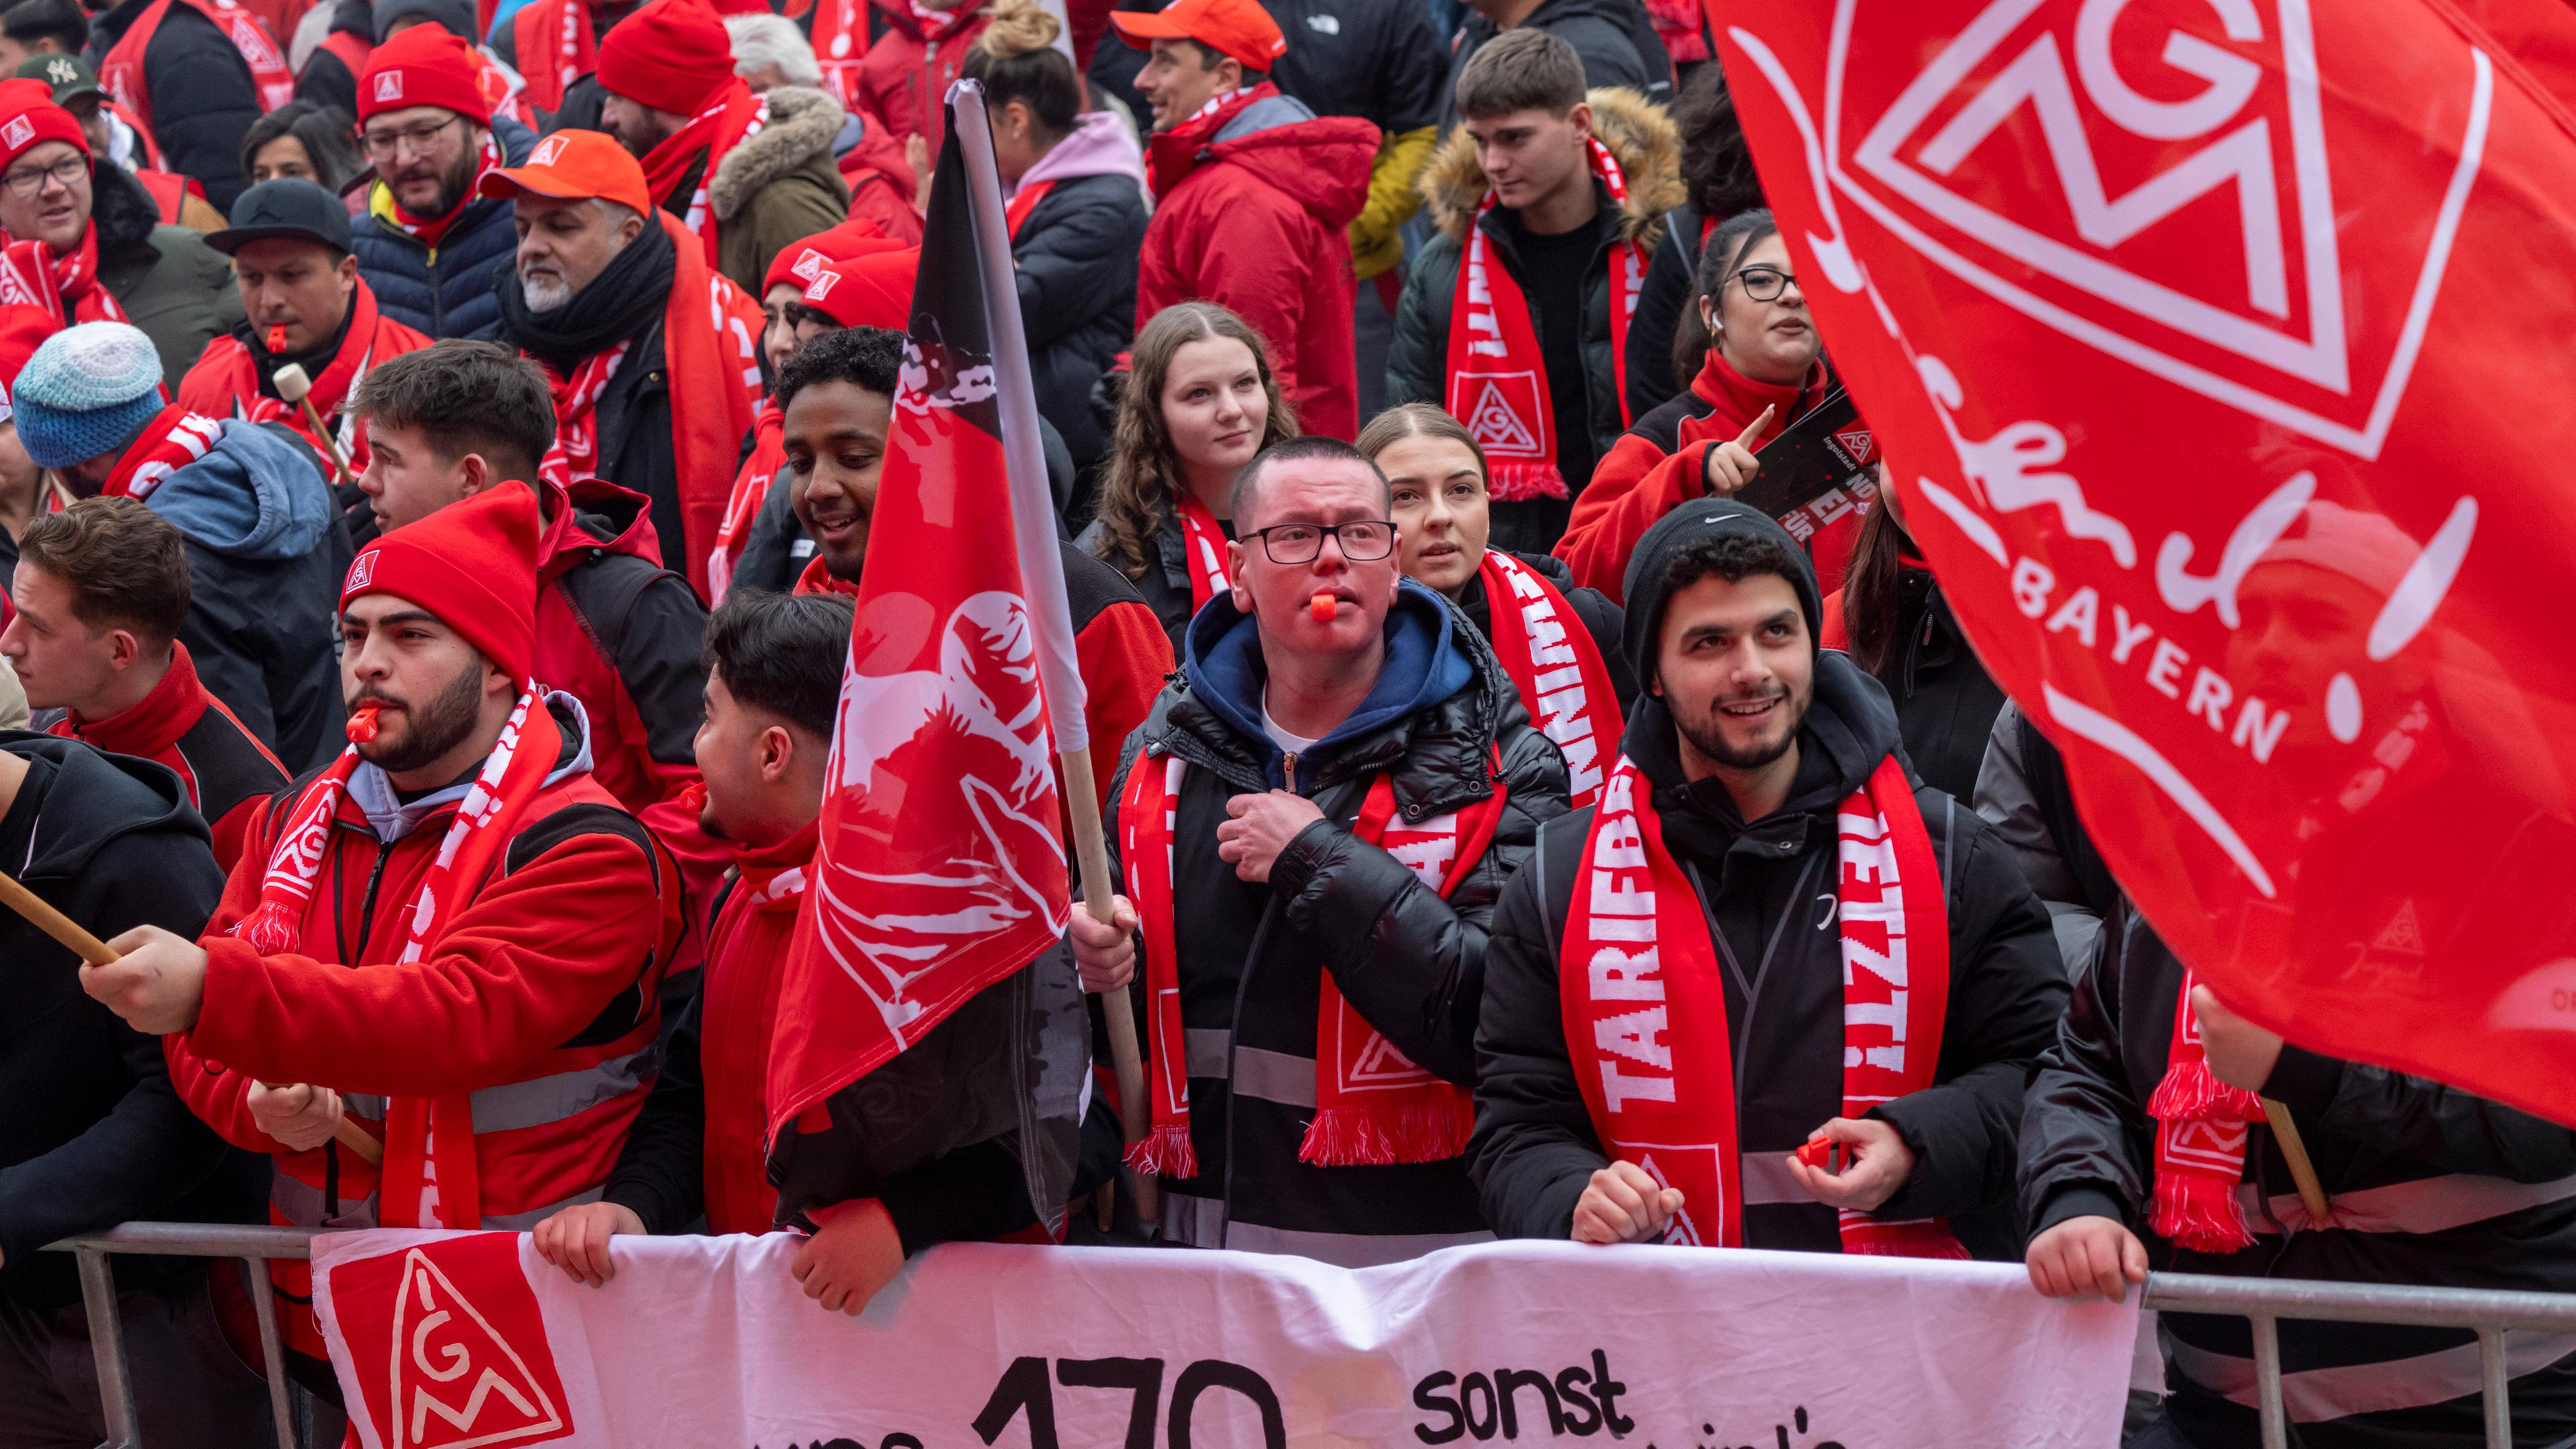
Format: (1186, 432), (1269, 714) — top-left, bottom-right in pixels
(272, 364), (357, 487)
(2261, 1098), (2333, 1226)
(1056, 749), (1157, 1226)
(0, 869), (384, 1167)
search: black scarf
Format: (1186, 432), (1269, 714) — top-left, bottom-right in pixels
(494, 217), (675, 379)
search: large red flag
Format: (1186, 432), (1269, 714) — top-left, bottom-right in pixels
(763, 93), (1079, 1142)
(1710, 0), (2576, 1122)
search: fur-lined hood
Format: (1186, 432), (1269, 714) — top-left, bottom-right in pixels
(1417, 86), (1682, 249)
(712, 85), (847, 222)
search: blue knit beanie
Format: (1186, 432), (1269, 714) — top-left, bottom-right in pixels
(14, 323), (168, 471)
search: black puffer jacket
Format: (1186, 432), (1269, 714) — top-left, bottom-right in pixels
(88, 0), (264, 210)
(1093, 580), (1572, 1266)
(2022, 905), (2576, 1448)
(1014, 168), (1145, 471)
(1075, 509), (1199, 661)
(1852, 564), (2006, 804)
(350, 115), (538, 340)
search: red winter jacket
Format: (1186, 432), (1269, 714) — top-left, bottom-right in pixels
(166, 696), (680, 1359)
(839, 111), (924, 241)
(1134, 87), (1377, 443)
(850, 0), (988, 167)
(1555, 349), (1833, 602)
(49, 641), (286, 872)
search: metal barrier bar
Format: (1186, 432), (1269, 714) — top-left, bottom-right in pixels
(48, 1227), (319, 1449)
(74, 1246), (138, 1449)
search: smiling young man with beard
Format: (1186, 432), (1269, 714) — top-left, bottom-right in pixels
(1468, 498), (2063, 1260)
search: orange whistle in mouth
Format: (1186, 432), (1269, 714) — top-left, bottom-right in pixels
(1310, 592), (1336, 623)
(266, 324), (288, 355)
(346, 704), (382, 745)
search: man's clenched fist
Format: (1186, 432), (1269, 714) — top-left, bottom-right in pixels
(82, 924), (209, 1034)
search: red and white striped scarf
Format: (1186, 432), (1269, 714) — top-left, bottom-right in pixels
(0, 230), (133, 327)
(708, 397), (784, 602)
(535, 341), (629, 492)
(236, 685), (560, 1229)
(1445, 136), (1644, 501)
(1120, 754), (1506, 1175)
(1560, 751), (1968, 1257)
(1173, 491), (1231, 612)
(639, 81), (768, 268)
(1477, 550), (1620, 809)
(2147, 971), (2264, 1253)
(93, 407), (221, 503)
(808, 0), (866, 109)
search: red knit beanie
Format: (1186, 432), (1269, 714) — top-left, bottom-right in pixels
(0, 79), (87, 172)
(341, 484), (542, 680)
(597, 0), (739, 115)
(802, 247), (918, 329)
(358, 23), (494, 125)
(763, 219), (908, 294)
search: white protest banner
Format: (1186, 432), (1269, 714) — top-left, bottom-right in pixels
(312, 1231), (2136, 1448)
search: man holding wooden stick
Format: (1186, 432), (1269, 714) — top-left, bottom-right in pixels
(80, 483), (683, 1404)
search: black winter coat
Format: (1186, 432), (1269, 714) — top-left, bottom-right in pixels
(292, 0), (374, 119)
(1469, 654), (2064, 1257)
(0, 736), (265, 1310)
(1622, 201), (1707, 421)
(1438, 0), (1669, 131)
(2022, 905), (2576, 1448)
(1092, 583), (1572, 1265)
(1862, 566), (2006, 804)
(1014, 172), (1144, 471)
(1074, 509), (1199, 662)
(89, 0), (262, 210)
(350, 116), (537, 340)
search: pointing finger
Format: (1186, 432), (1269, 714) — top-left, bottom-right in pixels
(1735, 405), (1776, 449)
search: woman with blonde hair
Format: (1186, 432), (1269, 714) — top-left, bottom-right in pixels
(1081, 302), (1297, 653)
(1359, 402), (1631, 805)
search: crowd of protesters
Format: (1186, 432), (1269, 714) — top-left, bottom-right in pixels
(0, 0), (2565, 1445)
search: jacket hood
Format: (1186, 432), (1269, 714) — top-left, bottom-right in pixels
(1017, 111), (1147, 194)
(1418, 85), (1682, 248)
(144, 421), (335, 561)
(90, 160), (164, 256)
(0, 731), (212, 879)
(711, 85), (846, 223)
(1619, 497), (1823, 694)
(537, 476), (661, 578)
(1182, 93), (1377, 230)
(343, 690), (596, 843)
(1180, 578), (1475, 783)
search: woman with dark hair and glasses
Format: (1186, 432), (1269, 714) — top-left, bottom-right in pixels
(1556, 207), (1835, 603)
(238, 101), (365, 200)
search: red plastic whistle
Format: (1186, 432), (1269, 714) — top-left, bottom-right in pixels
(1309, 592), (1337, 623)
(1796, 1138), (1839, 1172)
(266, 324), (288, 355)
(346, 703), (382, 745)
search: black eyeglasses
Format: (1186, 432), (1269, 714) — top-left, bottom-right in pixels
(1245, 519), (1395, 564)
(362, 115), (466, 159)
(3, 155), (85, 197)
(1729, 266), (1802, 303)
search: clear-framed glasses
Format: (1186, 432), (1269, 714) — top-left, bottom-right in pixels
(3, 155), (86, 197)
(1730, 265), (1802, 303)
(1247, 519), (1396, 565)
(362, 115), (465, 159)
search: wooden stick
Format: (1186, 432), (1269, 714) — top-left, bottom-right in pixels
(2261, 1097), (2332, 1227)
(1057, 748), (1157, 1227)
(272, 364), (356, 486)
(0, 869), (384, 1167)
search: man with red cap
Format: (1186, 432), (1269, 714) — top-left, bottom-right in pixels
(1117, 0), (1376, 441)
(486, 126), (762, 594)
(92, 0), (294, 211)
(0, 79), (240, 388)
(347, 23), (542, 341)
(595, 0), (851, 294)
(86, 480), (684, 1400)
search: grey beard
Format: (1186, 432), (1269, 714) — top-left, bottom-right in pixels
(521, 271), (574, 313)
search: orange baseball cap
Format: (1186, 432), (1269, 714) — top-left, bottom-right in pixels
(477, 128), (653, 217)
(1110, 0), (1285, 73)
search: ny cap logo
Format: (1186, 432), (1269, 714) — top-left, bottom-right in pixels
(43, 58), (74, 85)
(375, 70), (404, 103)
(530, 134), (569, 167)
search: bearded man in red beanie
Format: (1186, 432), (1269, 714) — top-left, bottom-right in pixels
(486, 127), (762, 595)
(86, 481), (684, 1400)
(596, 0), (849, 294)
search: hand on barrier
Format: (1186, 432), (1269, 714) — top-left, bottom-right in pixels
(1572, 1161), (1684, 1244)
(1068, 893), (1139, 994)
(532, 1201), (647, 1287)
(1701, 408), (1774, 498)
(83, 924), (209, 1035)
(1786, 1116), (1915, 1212)
(792, 1198), (906, 1316)
(2190, 984), (2285, 1093)
(247, 1082), (345, 1153)
(2025, 1214), (2148, 1304)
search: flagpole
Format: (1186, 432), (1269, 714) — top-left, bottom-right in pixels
(949, 78), (1157, 1227)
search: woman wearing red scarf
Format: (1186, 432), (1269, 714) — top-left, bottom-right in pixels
(1555, 208), (1836, 604)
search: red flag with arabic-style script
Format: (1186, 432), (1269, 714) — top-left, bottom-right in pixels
(1709, 0), (2576, 1122)
(762, 95), (1076, 1142)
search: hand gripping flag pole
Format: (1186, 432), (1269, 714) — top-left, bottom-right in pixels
(949, 78), (1157, 1224)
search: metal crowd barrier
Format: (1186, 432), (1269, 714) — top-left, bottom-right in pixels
(44, 1226), (2576, 1449)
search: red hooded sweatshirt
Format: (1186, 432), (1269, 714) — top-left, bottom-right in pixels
(1134, 85), (1378, 443)
(850, 0), (988, 166)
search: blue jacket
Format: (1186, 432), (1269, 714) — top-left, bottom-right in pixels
(350, 117), (537, 341)
(146, 421), (354, 771)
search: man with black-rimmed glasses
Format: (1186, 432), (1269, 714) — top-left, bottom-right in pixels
(1065, 433), (1571, 1266)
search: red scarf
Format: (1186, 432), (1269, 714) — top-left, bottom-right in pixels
(808, 0), (867, 109)
(513, 0), (596, 114)
(708, 398), (784, 602)
(0, 231), (131, 327)
(1003, 178), (1055, 238)
(1445, 136), (1644, 501)
(1147, 84), (1265, 199)
(236, 685), (560, 1229)
(1477, 550), (1620, 809)
(700, 807), (816, 1235)
(639, 79), (769, 268)
(535, 341), (629, 492)
(388, 131), (502, 251)
(101, 0), (295, 126)
(793, 551), (859, 596)
(2146, 971), (2264, 1253)
(91, 407), (224, 502)
(1560, 752), (1968, 1257)
(1120, 754), (1506, 1176)
(1173, 491), (1231, 612)
(174, 282), (425, 472)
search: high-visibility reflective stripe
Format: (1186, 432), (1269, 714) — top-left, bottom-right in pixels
(2167, 1328), (2576, 1420)
(2243, 1169), (2576, 1237)
(1741, 1152), (1815, 1206)
(1183, 1028), (1229, 1079)
(1159, 1190), (1226, 1249)
(1181, 1028), (1318, 1108)
(482, 1185), (605, 1231)
(270, 1171), (378, 1230)
(469, 1044), (657, 1134)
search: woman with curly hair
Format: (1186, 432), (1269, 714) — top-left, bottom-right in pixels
(1079, 302), (1297, 654)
